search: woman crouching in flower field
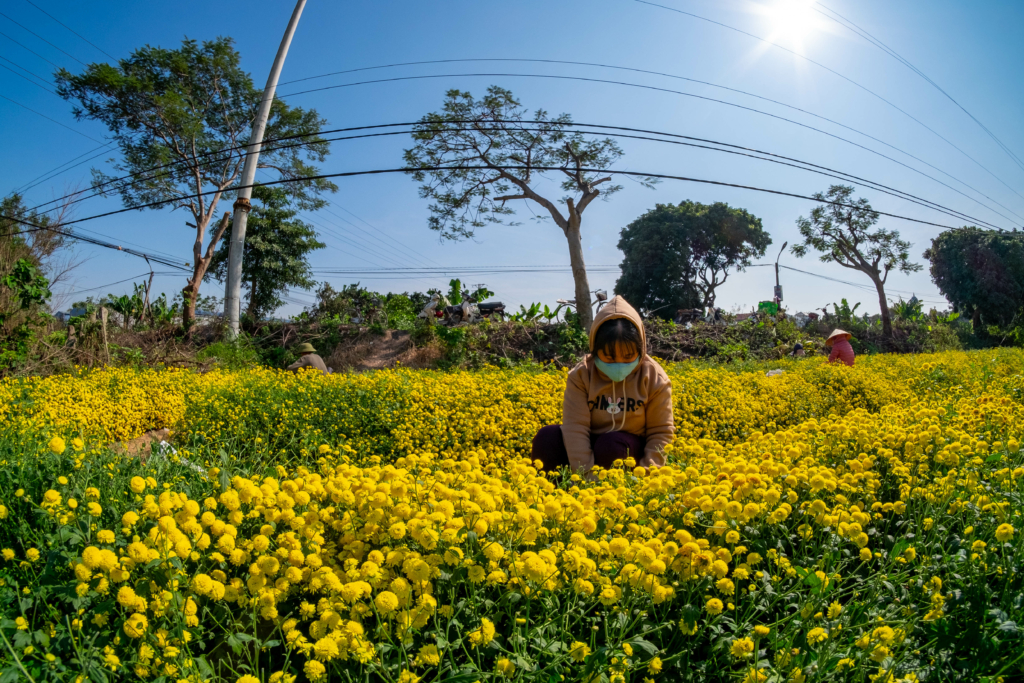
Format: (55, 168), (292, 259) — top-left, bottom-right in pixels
(531, 296), (675, 472)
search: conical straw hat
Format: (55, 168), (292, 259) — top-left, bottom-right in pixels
(825, 329), (851, 345)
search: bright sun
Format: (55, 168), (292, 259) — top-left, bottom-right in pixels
(767, 0), (820, 42)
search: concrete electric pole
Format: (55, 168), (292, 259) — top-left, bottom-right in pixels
(774, 241), (788, 307)
(224, 0), (307, 338)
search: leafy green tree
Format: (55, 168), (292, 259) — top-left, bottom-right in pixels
(792, 185), (921, 338)
(1, 194), (68, 270)
(0, 259), (52, 368)
(55, 37), (336, 328)
(207, 186), (324, 322)
(1, 195), (72, 369)
(924, 227), (1024, 329)
(615, 201), (770, 318)
(403, 86), (655, 332)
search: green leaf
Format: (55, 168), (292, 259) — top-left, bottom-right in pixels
(889, 540), (911, 559)
(628, 637), (659, 656)
(438, 674), (484, 683)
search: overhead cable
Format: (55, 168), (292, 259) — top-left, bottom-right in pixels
(0, 92), (102, 142)
(273, 57), (1018, 217)
(4, 213), (189, 271)
(280, 73), (1024, 223)
(633, 0), (1024, 205)
(22, 0), (115, 60)
(812, 1), (1024, 175)
(25, 120), (1011, 231)
(32, 56), (1019, 224)
(10, 164), (978, 233)
(0, 9), (87, 66)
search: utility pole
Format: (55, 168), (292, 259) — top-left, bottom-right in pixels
(224, 0), (307, 338)
(774, 241), (788, 307)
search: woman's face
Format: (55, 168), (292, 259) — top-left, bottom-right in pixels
(596, 341), (639, 364)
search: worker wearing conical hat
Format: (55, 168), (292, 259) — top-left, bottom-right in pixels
(825, 329), (855, 367)
(287, 342), (329, 374)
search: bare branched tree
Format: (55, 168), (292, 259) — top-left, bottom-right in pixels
(404, 86), (655, 331)
(793, 185), (921, 338)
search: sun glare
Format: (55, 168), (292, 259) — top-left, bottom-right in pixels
(767, 0), (820, 43)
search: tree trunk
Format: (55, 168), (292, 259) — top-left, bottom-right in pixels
(872, 276), (893, 338)
(180, 260), (209, 330)
(181, 212), (231, 331)
(565, 221), (593, 332)
(246, 276), (258, 322)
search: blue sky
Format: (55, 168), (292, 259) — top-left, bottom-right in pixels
(3, 0), (1023, 317)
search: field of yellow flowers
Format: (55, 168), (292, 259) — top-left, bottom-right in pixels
(0, 349), (1022, 683)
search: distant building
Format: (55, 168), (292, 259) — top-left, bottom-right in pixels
(55, 307), (88, 323)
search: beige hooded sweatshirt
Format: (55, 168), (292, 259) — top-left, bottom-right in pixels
(561, 296), (674, 469)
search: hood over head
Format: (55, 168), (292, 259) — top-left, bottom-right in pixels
(588, 295), (646, 359)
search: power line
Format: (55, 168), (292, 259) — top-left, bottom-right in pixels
(0, 52), (54, 90)
(13, 163), (979, 234)
(311, 210), (416, 266)
(15, 142), (114, 195)
(277, 74), (1024, 225)
(274, 57), (1021, 218)
(812, 1), (1024, 176)
(0, 9), (87, 66)
(7, 162), (972, 285)
(68, 224), (183, 264)
(23, 119), (1012, 235)
(0, 92), (102, 142)
(318, 204), (440, 269)
(777, 264), (946, 304)
(0, 59), (57, 95)
(22, 0), (115, 60)
(59, 272), (178, 298)
(303, 214), (396, 268)
(633, 0), (1024, 206)
(29, 56), (1022, 228)
(4, 213), (189, 271)
(0, 28), (63, 69)
(31, 56), (1020, 226)
(329, 203), (445, 268)
(302, 212), (440, 290)
(317, 264), (626, 272)
(248, 166), (435, 284)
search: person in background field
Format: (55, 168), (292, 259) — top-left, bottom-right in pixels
(287, 343), (329, 374)
(825, 329), (855, 366)
(531, 295), (674, 473)
(791, 342), (806, 358)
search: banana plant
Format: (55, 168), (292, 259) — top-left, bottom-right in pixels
(149, 294), (179, 326)
(447, 278), (463, 306)
(105, 293), (137, 330)
(891, 296), (924, 322)
(540, 303), (566, 323)
(510, 302), (543, 322)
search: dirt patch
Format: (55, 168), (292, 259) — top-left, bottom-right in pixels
(110, 428), (171, 460)
(326, 330), (440, 371)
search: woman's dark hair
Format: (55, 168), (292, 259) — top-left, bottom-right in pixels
(593, 318), (642, 359)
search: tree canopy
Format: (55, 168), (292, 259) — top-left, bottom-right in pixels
(925, 227), (1024, 328)
(56, 37), (335, 327)
(207, 186), (324, 323)
(792, 185), (920, 337)
(403, 86), (654, 331)
(615, 200), (769, 319)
